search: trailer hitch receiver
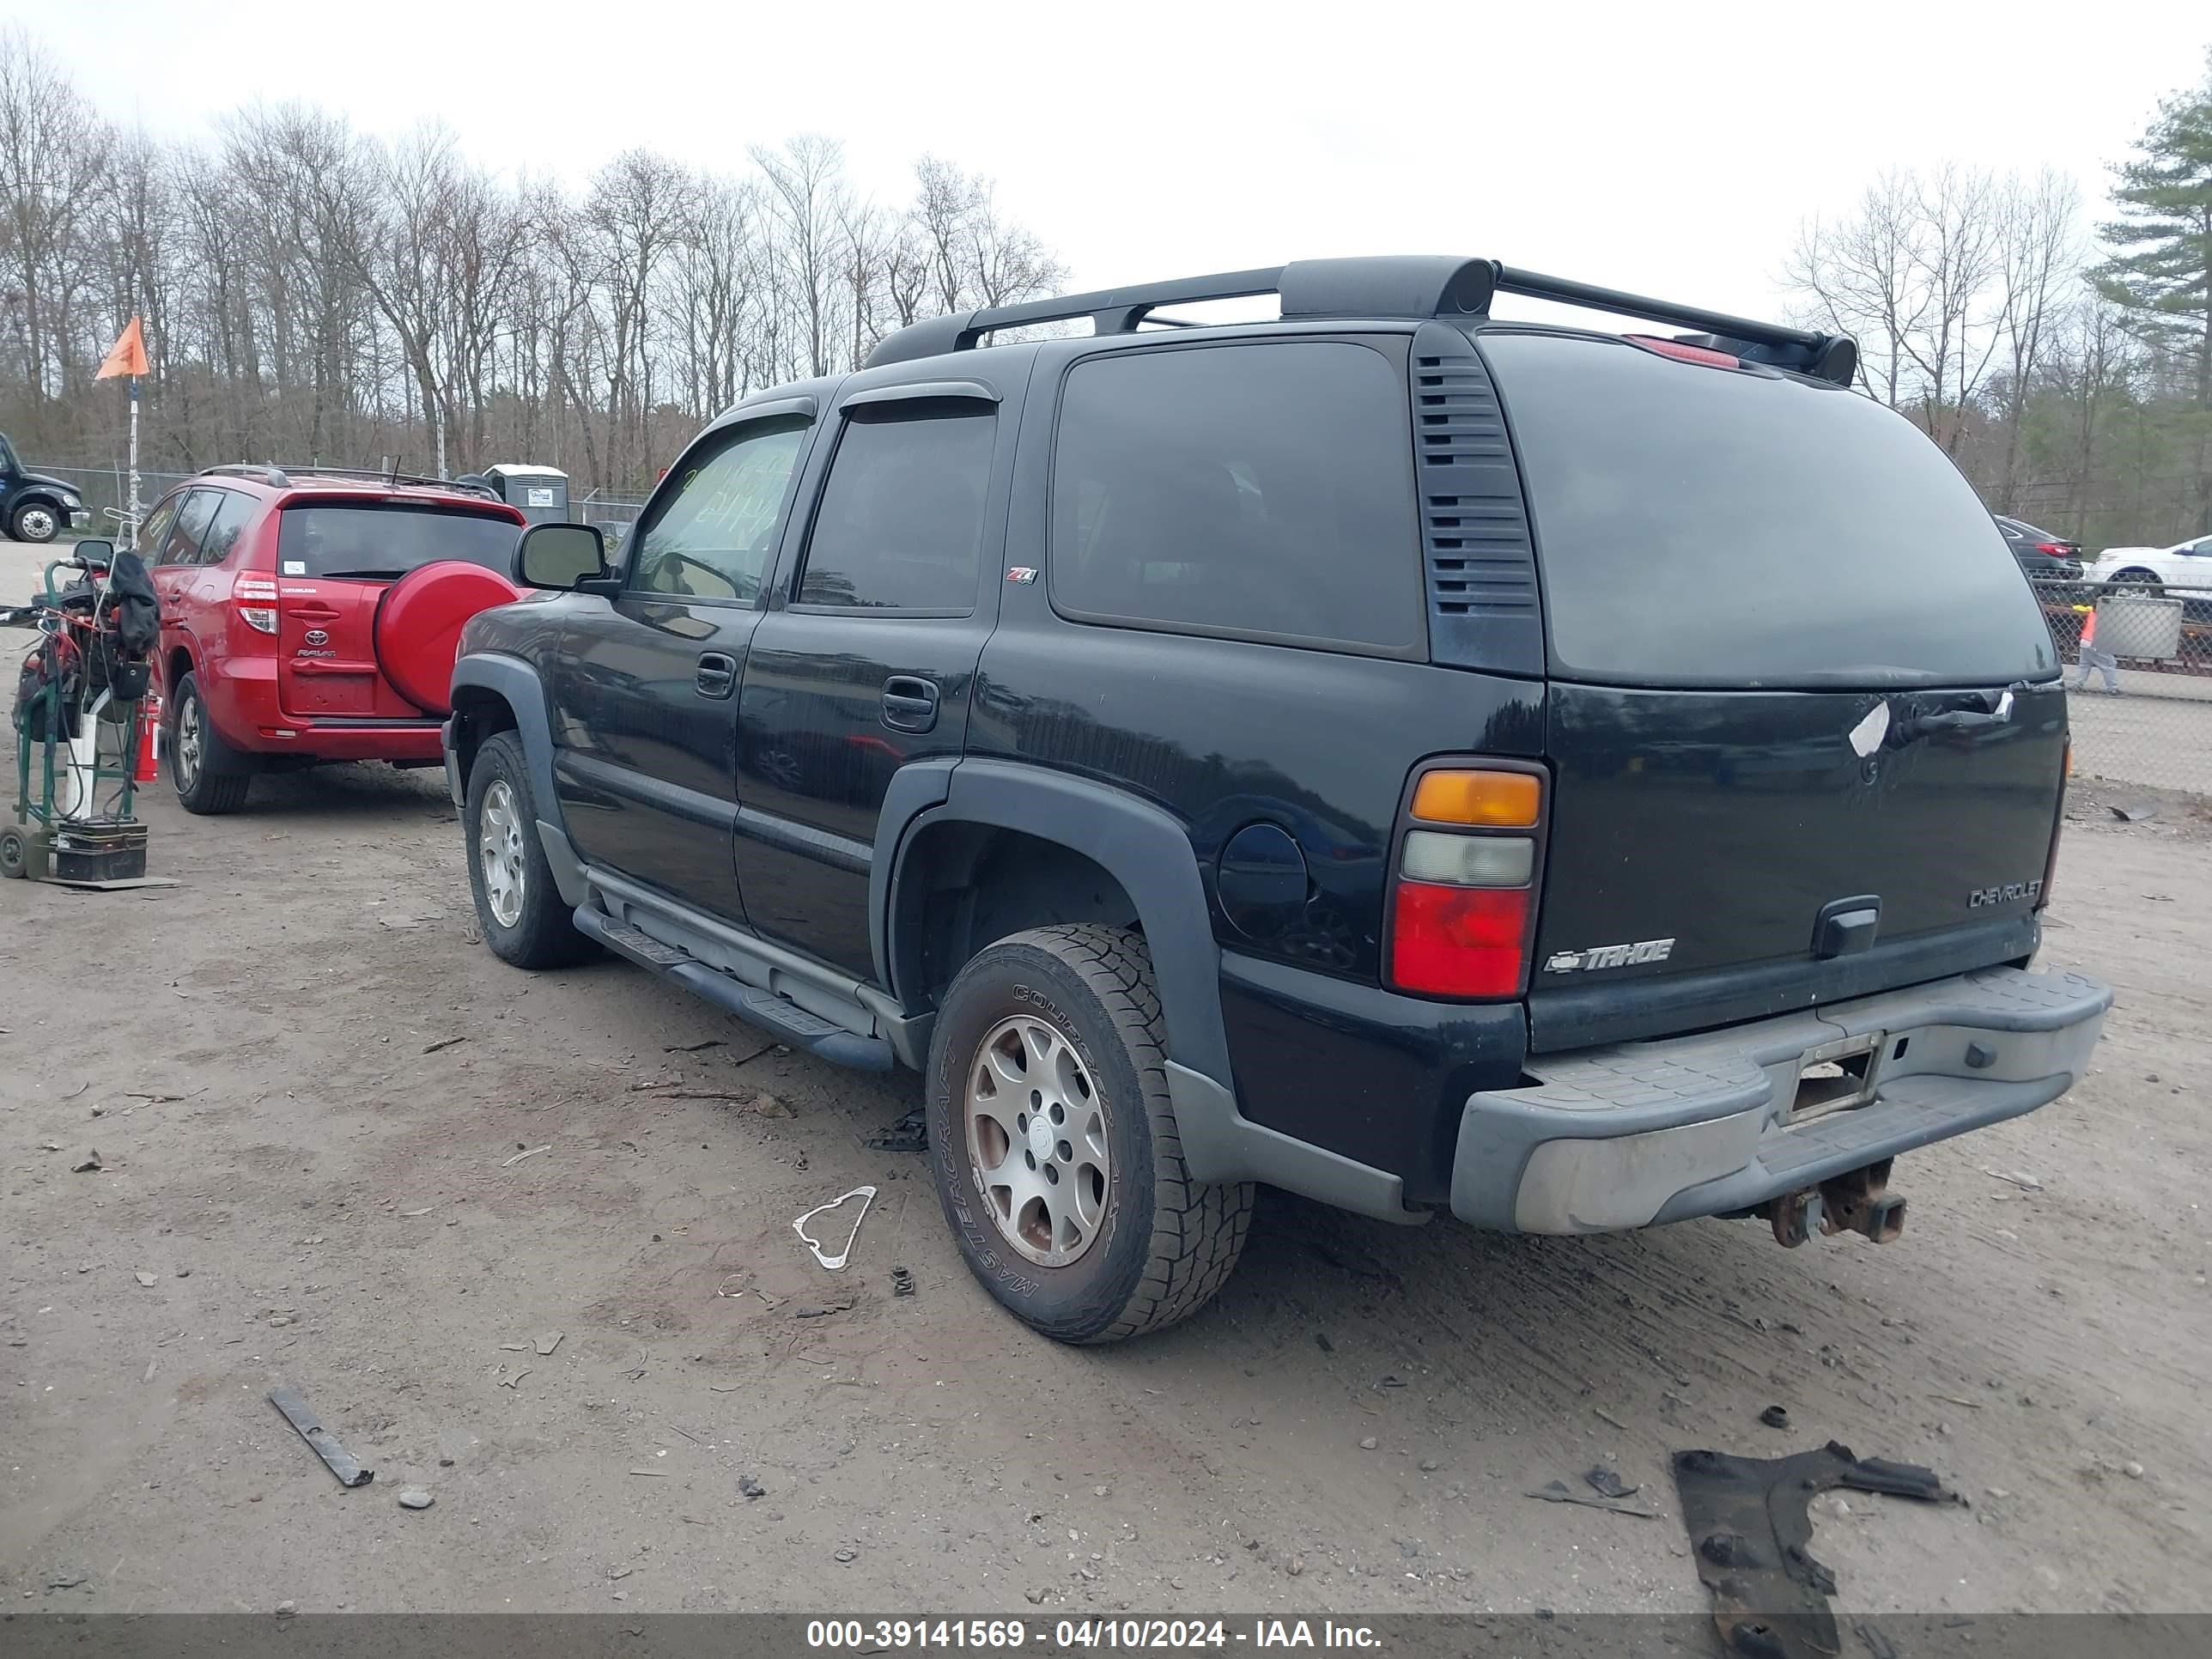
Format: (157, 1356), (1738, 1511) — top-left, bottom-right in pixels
(1764, 1159), (1906, 1248)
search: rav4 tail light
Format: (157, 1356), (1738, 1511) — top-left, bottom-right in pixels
(233, 575), (279, 635)
(1388, 764), (1545, 999)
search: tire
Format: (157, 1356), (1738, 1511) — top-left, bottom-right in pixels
(2109, 568), (2164, 596)
(464, 730), (597, 969)
(927, 924), (1253, 1344)
(9, 500), (60, 544)
(0, 826), (27, 878)
(167, 672), (252, 814)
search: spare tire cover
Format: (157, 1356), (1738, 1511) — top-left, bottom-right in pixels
(373, 561), (526, 717)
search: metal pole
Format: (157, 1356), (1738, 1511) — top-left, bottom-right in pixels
(125, 376), (141, 550)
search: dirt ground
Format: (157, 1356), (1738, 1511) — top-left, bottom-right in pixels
(3, 716), (2209, 1620)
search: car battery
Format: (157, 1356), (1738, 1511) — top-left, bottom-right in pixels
(51, 818), (149, 884)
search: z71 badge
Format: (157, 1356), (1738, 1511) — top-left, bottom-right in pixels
(1545, 938), (1676, 974)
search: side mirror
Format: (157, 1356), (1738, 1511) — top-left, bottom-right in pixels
(71, 538), (116, 571)
(514, 522), (609, 591)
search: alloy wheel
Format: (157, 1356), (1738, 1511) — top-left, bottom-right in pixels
(963, 1012), (1111, 1267)
(478, 779), (528, 929)
(174, 696), (204, 790)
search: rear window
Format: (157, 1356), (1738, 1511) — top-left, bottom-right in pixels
(276, 503), (520, 580)
(1484, 332), (2057, 689)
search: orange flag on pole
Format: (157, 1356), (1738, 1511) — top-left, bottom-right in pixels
(95, 316), (150, 380)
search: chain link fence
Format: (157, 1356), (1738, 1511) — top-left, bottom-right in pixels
(32, 463), (647, 549)
(2032, 575), (2212, 799)
(19, 465), (2209, 799)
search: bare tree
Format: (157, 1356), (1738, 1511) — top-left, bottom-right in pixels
(1988, 169), (2081, 511)
(0, 27), (112, 405)
(0, 27), (1068, 495)
(753, 135), (847, 380)
(671, 171), (760, 418)
(1897, 165), (2008, 455)
(1784, 171), (1927, 408)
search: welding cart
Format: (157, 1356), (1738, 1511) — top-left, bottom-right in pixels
(3, 540), (163, 885)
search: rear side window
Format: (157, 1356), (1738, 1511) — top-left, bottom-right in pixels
(1049, 341), (1425, 655)
(798, 408), (994, 611)
(158, 489), (220, 567)
(199, 490), (256, 565)
(276, 504), (521, 580)
(1484, 332), (2057, 688)
(632, 417), (809, 603)
(137, 495), (182, 560)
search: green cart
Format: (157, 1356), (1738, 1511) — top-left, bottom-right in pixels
(3, 542), (162, 886)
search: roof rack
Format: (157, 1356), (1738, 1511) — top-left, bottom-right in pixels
(199, 462), (501, 500)
(204, 462), (293, 487)
(863, 255), (1858, 386)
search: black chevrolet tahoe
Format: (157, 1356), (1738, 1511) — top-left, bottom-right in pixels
(443, 255), (2111, 1344)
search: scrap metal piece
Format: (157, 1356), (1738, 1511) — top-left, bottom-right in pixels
(792, 1185), (876, 1271)
(1673, 1442), (1958, 1659)
(268, 1386), (374, 1487)
(1523, 1479), (1658, 1518)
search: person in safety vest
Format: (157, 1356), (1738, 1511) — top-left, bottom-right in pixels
(2072, 605), (2121, 695)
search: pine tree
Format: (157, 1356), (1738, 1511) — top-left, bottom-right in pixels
(2098, 52), (2212, 408)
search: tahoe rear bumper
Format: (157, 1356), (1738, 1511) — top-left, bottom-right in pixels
(1449, 966), (2111, 1233)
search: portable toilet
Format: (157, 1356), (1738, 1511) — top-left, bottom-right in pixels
(482, 464), (569, 526)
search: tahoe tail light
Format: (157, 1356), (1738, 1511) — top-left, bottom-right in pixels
(234, 574), (279, 635)
(2038, 738), (2069, 911)
(1387, 763), (1546, 999)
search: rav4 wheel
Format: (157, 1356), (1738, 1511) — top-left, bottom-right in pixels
(167, 672), (253, 815)
(927, 924), (1253, 1343)
(464, 731), (598, 969)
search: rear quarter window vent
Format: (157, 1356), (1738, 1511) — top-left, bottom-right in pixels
(1408, 322), (1543, 677)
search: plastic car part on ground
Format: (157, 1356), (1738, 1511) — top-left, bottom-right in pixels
(1672, 1440), (1960, 1659)
(372, 560), (526, 716)
(792, 1186), (876, 1270)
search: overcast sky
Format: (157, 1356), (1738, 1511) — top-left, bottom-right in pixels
(22, 1), (2212, 326)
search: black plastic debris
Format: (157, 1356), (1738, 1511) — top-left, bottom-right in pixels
(1673, 1441), (1960, 1659)
(1585, 1466), (1640, 1499)
(865, 1107), (928, 1154)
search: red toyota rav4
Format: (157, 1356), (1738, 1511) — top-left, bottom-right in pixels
(142, 465), (528, 813)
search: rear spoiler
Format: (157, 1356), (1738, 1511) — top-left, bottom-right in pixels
(865, 255), (1859, 388)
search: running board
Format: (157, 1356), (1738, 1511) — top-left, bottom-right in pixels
(572, 908), (895, 1071)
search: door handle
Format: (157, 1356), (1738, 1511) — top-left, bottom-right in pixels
(696, 652), (738, 700)
(881, 675), (939, 733)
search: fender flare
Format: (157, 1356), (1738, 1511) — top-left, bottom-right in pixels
(449, 652), (586, 907)
(872, 757), (1418, 1220)
(875, 757), (1233, 1090)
